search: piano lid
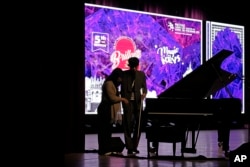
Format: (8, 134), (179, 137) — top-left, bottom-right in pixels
(158, 49), (237, 99)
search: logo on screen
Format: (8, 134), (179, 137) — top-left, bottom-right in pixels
(91, 32), (109, 53)
(156, 46), (181, 65)
(110, 36), (141, 70)
(167, 21), (174, 31)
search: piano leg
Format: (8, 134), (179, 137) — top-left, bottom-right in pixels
(191, 129), (196, 151)
(147, 141), (158, 157)
(217, 119), (230, 156)
(153, 142), (159, 156)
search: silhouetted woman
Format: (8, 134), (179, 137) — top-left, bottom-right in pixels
(97, 68), (129, 155)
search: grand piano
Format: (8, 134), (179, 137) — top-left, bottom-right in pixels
(144, 49), (242, 156)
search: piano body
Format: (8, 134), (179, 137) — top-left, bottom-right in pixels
(145, 49), (242, 155)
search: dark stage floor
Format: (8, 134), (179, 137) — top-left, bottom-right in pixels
(65, 129), (249, 167)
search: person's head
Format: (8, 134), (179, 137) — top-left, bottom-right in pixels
(106, 68), (123, 86)
(128, 57), (139, 70)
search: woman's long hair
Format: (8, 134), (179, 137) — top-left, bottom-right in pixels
(105, 68), (123, 86)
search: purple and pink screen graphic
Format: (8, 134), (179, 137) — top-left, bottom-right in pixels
(85, 4), (244, 114)
(212, 28), (243, 100)
(85, 4), (202, 97)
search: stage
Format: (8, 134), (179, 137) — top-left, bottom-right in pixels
(65, 129), (249, 167)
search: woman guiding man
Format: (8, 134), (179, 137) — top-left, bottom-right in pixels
(97, 68), (129, 155)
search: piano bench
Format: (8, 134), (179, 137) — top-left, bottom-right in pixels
(145, 126), (186, 158)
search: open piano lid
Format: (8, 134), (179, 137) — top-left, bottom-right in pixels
(158, 49), (237, 99)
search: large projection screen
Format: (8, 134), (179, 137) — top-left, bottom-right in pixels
(206, 21), (245, 114)
(85, 3), (203, 114)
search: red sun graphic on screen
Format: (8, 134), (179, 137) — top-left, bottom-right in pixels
(110, 36), (141, 70)
(115, 37), (136, 54)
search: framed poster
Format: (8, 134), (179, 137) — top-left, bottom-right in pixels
(206, 21), (245, 113)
